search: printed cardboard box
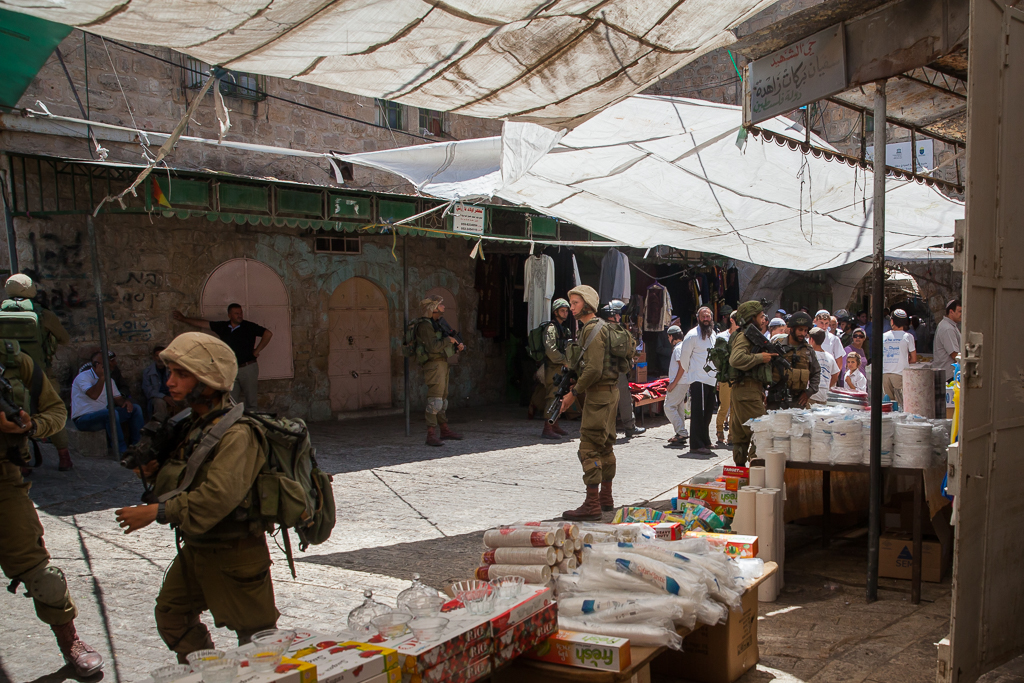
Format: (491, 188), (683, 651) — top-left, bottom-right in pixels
(525, 630), (632, 672)
(492, 603), (559, 667)
(404, 637), (491, 683)
(678, 483), (739, 508)
(289, 640), (399, 683)
(684, 531), (759, 559)
(378, 614), (492, 673)
(486, 586), (551, 636)
(143, 657), (316, 683)
(647, 522), (683, 540)
(452, 656), (491, 683)
(879, 534), (944, 583)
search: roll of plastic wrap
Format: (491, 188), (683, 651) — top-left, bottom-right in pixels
(483, 529), (557, 548)
(475, 564), (551, 583)
(481, 547), (557, 565)
(756, 489), (779, 602)
(749, 466), (766, 488)
(789, 436), (811, 462)
(764, 451), (786, 490)
(902, 368), (941, 418)
(734, 488), (758, 535)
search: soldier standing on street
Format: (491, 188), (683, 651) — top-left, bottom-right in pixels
(540, 299), (571, 440)
(416, 295), (465, 447)
(766, 311), (820, 411)
(114, 333), (278, 662)
(728, 301), (776, 466)
(0, 339), (104, 677)
(599, 300), (645, 439)
(558, 286), (620, 521)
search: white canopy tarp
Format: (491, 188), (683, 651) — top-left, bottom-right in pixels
(339, 96), (964, 271)
(3, 0), (774, 127)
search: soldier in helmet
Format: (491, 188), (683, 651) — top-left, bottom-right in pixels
(728, 301), (776, 466)
(0, 338), (104, 676)
(766, 311), (821, 410)
(114, 332), (279, 662)
(538, 298), (571, 440)
(598, 300), (645, 439)
(416, 295), (465, 447)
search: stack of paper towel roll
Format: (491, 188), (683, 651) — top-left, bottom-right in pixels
(476, 523), (582, 582)
(733, 453), (786, 602)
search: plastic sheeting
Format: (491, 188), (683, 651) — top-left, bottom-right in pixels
(3, 0), (774, 128)
(339, 96), (964, 271)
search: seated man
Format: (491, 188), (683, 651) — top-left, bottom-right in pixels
(143, 345), (182, 420)
(71, 351), (144, 453)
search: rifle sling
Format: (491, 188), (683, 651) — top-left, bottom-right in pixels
(157, 402), (246, 504)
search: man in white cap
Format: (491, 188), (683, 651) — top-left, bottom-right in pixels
(814, 309), (846, 368)
(881, 308), (918, 407)
(663, 325), (688, 446)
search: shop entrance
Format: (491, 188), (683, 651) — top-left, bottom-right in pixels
(328, 277), (392, 412)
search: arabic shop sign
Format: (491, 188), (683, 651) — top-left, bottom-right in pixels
(452, 204), (485, 235)
(746, 24), (846, 126)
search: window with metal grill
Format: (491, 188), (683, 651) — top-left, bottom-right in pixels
(184, 57), (266, 101)
(419, 108), (447, 136)
(375, 99), (404, 130)
(315, 235), (362, 255)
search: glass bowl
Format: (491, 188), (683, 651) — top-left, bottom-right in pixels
(150, 664), (192, 683)
(462, 586), (496, 615)
(371, 611), (413, 639)
(201, 658), (239, 683)
(450, 580), (490, 602)
(405, 594), (445, 617)
(490, 576), (525, 600)
(186, 649), (226, 672)
(248, 629), (297, 672)
(409, 617), (449, 641)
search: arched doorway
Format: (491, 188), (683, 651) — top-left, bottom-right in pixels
(328, 277), (391, 412)
(201, 258), (293, 379)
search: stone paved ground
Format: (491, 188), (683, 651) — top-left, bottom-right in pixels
(0, 405), (953, 683)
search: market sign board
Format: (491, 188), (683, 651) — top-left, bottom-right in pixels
(452, 204), (485, 235)
(745, 24), (847, 126)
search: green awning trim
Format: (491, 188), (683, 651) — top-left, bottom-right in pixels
(0, 9), (71, 108)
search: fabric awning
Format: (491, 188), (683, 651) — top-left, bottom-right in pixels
(338, 96), (964, 271)
(3, 0), (774, 128)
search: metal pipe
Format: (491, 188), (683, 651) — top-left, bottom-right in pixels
(867, 79), (887, 603)
(2, 165), (17, 274)
(86, 215), (119, 459)
(403, 235), (410, 437)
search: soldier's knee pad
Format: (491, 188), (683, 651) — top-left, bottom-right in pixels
(425, 397), (444, 414)
(20, 562), (70, 607)
(156, 609), (213, 653)
(600, 453), (616, 480)
(441, 399), (448, 412)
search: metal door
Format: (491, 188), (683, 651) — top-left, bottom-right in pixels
(948, 3), (1024, 681)
(201, 258), (294, 380)
(328, 277), (391, 412)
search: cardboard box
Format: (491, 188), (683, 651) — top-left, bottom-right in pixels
(289, 640), (399, 683)
(406, 637), (491, 683)
(650, 580), (759, 683)
(486, 586), (552, 636)
(145, 657), (317, 683)
(492, 602), (559, 667)
(648, 522), (683, 540)
(684, 532), (759, 559)
(631, 365), (648, 383)
(382, 615), (491, 673)
(678, 484), (739, 508)
(525, 630), (632, 672)
(879, 534), (945, 583)
(452, 657), (491, 683)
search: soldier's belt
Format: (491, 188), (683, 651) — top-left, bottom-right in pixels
(589, 382), (618, 390)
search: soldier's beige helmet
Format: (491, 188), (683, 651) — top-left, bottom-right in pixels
(159, 332), (237, 391)
(5, 273), (37, 298)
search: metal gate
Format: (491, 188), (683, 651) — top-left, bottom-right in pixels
(328, 277), (392, 412)
(948, 2), (1024, 681)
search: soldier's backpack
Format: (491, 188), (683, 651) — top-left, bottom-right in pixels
(605, 322), (637, 369)
(0, 339), (45, 466)
(705, 335), (732, 384)
(526, 321), (555, 362)
(401, 317), (433, 365)
(0, 299), (54, 370)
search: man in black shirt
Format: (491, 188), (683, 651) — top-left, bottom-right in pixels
(172, 303), (273, 408)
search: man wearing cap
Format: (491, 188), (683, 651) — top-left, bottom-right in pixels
(728, 301), (776, 466)
(3, 274), (76, 471)
(663, 324), (688, 446)
(416, 295), (465, 446)
(767, 317), (787, 340)
(679, 307), (719, 455)
(115, 333), (279, 660)
(715, 311), (739, 448)
(768, 311), (820, 410)
(558, 285), (619, 520)
(932, 299), (962, 381)
(881, 309), (918, 407)
(538, 298), (571, 440)
(814, 310), (846, 367)
(173, 304), (272, 409)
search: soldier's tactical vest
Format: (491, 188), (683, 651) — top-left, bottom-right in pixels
(773, 341), (814, 393)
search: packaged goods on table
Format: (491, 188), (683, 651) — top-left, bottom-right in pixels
(477, 523), (581, 582)
(525, 630), (632, 672)
(615, 504), (725, 532)
(283, 639), (400, 683)
(683, 531), (759, 558)
(143, 657), (318, 683)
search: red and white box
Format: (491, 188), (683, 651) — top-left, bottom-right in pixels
(287, 639), (399, 683)
(406, 637), (492, 683)
(492, 602), (559, 667)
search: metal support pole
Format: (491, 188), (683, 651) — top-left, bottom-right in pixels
(2, 168), (17, 274)
(86, 215), (119, 459)
(867, 79), (887, 602)
(403, 235), (410, 437)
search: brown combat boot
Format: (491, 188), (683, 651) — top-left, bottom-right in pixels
(599, 480), (615, 511)
(425, 427), (443, 447)
(439, 424), (463, 440)
(52, 621), (104, 678)
(562, 486), (603, 521)
(541, 422), (561, 440)
(58, 448), (73, 471)
(551, 420), (568, 436)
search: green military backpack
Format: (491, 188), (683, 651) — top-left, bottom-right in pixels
(526, 321), (555, 362)
(705, 335), (732, 384)
(401, 317), (433, 365)
(605, 321), (637, 365)
(0, 339), (45, 466)
(0, 299), (55, 370)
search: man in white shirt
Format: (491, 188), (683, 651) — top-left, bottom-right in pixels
(715, 311), (738, 448)
(71, 351), (144, 454)
(679, 307), (719, 455)
(814, 310), (847, 368)
(663, 325), (688, 446)
(881, 309), (918, 407)
(808, 328), (839, 404)
(932, 299), (962, 381)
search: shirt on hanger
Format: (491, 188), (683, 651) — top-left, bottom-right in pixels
(524, 254), (555, 331)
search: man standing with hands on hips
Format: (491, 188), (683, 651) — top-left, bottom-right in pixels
(173, 304), (272, 409)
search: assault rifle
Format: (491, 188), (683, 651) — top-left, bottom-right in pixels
(743, 325), (793, 405)
(438, 317), (465, 348)
(0, 362), (26, 429)
(545, 366), (576, 424)
(120, 408), (192, 502)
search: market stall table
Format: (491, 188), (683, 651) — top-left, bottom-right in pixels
(494, 562), (779, 683)
(633, 395), (665, 428)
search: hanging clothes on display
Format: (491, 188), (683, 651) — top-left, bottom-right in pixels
(644, 283), (673, 332)
(598, 247), (631, 304)
(543, 246), (579, 299)
(524, 253), (555, 330)
(726, 267), (740, 308)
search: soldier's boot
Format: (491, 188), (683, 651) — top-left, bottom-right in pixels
(439, 424), (463, 440)
(52, 621), (104, 678)
(425, 427), (443, 447)
(599, 480), (615, 512)
(527, 404), (536, 420)
(21, 466), (32, 477)
(58, 448), (73, 472)
(624, 425), (646, 438)
(551, 420), (568, 436)
(541, 422), (561, 440)
(733, 442), (749, 467)
(562, 486), (603, 521)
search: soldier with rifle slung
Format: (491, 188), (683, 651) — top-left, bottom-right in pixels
(766, 311), (821, 410)
(727, 300), (778, 466)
